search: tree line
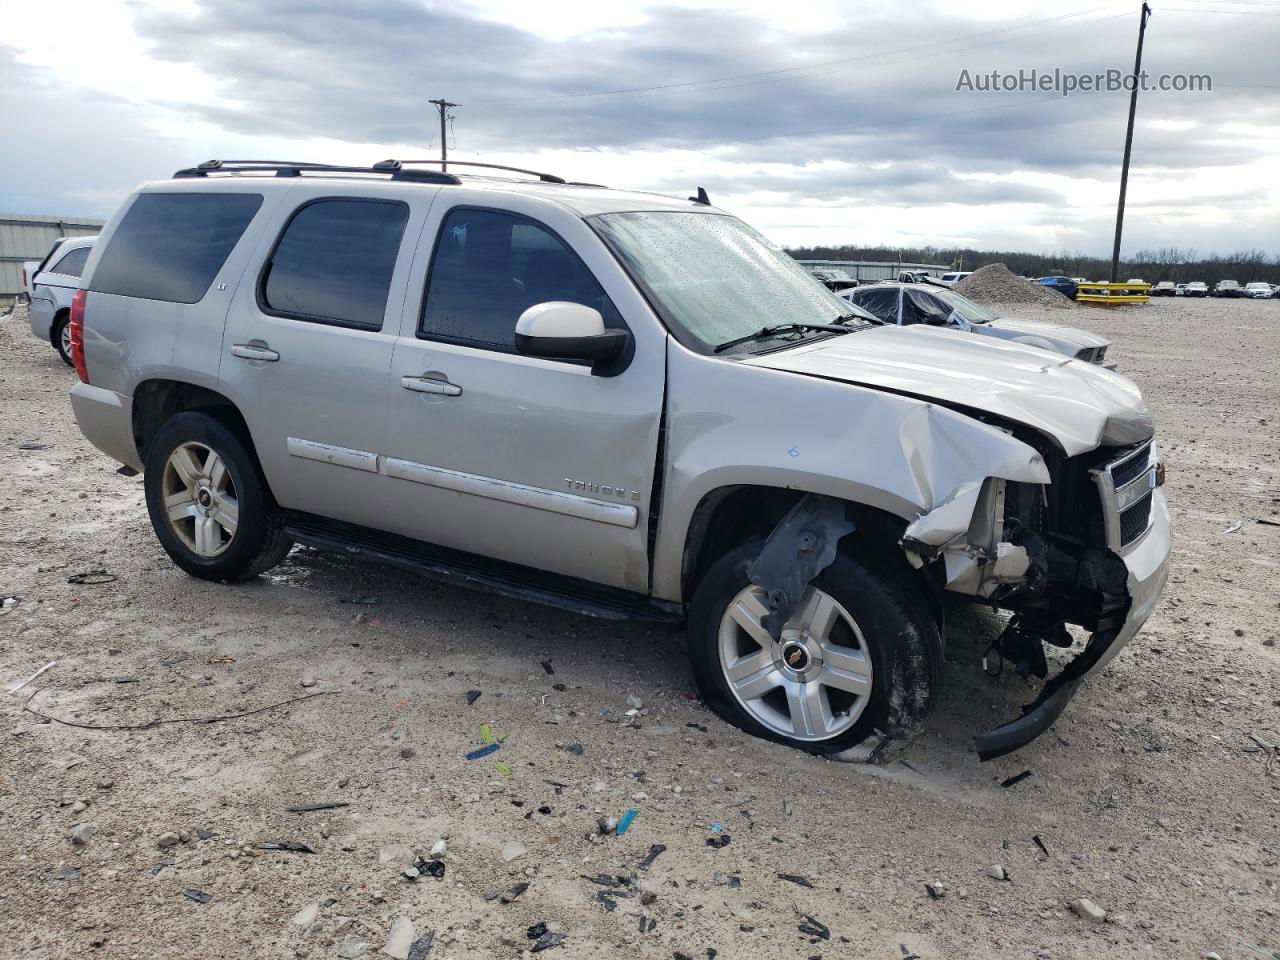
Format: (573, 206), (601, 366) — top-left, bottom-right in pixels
(785, 244), (1280, 284)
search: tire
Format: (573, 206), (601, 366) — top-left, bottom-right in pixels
(144, 411), (292, 582)
(688, 538), (941, 755)
(52, 314), (74, 366)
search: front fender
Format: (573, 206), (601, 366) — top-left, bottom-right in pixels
(653, 344), (1050, 601)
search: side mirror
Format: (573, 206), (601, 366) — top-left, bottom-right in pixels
(515, 302), (629, 367)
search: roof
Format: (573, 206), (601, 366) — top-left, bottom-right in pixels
(151, 161), (718, 218)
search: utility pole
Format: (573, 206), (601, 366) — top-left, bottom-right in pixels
(1110, 3), (1151, 284)
(429, 99), (458, 171)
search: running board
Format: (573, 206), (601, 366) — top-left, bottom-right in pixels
(283, 512), (683, 623)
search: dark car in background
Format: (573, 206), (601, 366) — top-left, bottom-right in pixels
(1036, 276), (1078, 301)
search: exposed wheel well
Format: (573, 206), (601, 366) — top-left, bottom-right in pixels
(132, 380), (254, 467)
(681, 485), (945, 631)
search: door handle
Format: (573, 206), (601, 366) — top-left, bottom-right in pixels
(231, 343), (280, 362)
(401, 376), (462, 397)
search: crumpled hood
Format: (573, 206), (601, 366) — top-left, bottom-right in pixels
(985, 316), (1110, 350)
(744, 325), (1152, 456)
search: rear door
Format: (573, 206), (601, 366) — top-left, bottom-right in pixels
(219, 182), (437, 530)
(381, 194), (665, 592)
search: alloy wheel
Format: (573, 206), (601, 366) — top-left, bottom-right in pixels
(718, 584), (873, 741)
(161, 441), (238, 557)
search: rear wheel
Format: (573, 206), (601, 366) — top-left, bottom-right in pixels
(52, 314), (73, 366)
(144, 411), (292, 582)
(688, 539), (940, 754)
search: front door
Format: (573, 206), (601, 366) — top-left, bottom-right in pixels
(382, 199), (665, 592)
(219, 184), (436, 530)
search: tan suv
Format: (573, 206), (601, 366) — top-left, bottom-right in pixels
(67, 159), (1171, 760)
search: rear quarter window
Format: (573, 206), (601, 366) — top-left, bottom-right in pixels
(90, 192), (263, 304)
(49, 246), (91, 279)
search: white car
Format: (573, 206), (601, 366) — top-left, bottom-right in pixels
(29, 236), (96, 365)
(938, 271), (971, 287)
(1244, 282), (1273, 300)
(1184, 281), (1209, 298)
(841, 282), (1116, 367)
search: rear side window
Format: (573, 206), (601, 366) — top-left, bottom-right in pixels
(903, 290), (950, 325)
(421, 207), (620, 351)
(850, 288), (899, 323)
(50, 246), (91, 278)
(261, 198), (409, 330)
(90, 193), (262, 303)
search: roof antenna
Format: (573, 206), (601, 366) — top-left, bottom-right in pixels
(689, 187), (710, 205)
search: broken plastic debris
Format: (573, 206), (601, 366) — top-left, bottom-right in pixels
(798, 915), (831, 940)
(526, 922), (547, 939)
(562, 743), (583, 755)
(406, 932), (435, 960)
(615, 809), (638, 836)
(540, 660), (555, 675)
(1000, 770), (1033, 789)
(256, 841), (317, 853)
(480, 723), (496, 744)
(710, 820), (724, 834)
(499, 882), (529, 904)
(494, 760), (512, 777)
(286, 801), (350, 813)
(6, 660), (57, 694)
(66, 571), (117, 585)
(466, 743), (500, 761)
(530, 932), (566, 952)
(778, 873), (813, 888)
(465, 689), (482, 705)
(182, 889), (212, 903)
(705, 835), (731, 849)
(637, 844), (666, 870)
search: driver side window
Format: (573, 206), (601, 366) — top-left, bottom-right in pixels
(420, 208), (620, 351)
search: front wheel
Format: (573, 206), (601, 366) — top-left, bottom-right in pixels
(143, 411), (292, 582)
(688, 540), (941, 754)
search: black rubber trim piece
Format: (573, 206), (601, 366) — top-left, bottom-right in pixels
(974, 677), (1082, 762)
(283, 512), (682, 623)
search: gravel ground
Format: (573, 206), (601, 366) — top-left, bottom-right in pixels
(1, 297), (1278, 960)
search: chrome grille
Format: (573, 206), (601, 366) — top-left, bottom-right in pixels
(1119, 493), (1154, 545)
(1091, 440), (1157, 551)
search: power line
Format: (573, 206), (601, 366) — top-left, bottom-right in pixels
(472, 7), (1125, 106)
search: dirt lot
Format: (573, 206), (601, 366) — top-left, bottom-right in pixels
(1, 296), (1277, 960)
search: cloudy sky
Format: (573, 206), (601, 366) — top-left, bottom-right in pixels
(3, 0), (1278, 255)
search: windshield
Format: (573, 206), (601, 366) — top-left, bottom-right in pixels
(927, 287), (995, 324)
(590, 211), (874, 353)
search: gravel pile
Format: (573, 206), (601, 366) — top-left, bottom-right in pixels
(954, 262), (1077, 309)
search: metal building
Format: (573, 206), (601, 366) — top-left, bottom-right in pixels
(793, 259), (950, 282)
(1, 213), (105, 307)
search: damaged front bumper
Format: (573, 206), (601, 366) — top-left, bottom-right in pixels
(974, 488), (1171, 760)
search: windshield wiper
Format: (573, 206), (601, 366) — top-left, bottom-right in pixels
(713, 322), (855, 354)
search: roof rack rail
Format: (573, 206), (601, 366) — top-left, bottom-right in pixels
(386, 159), (568, 184)
(172, 160), (461, 185)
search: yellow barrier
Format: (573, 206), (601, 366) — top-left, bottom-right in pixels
(1076, 282), (1150, 305)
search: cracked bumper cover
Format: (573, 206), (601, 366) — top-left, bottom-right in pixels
(974, 488), (1171, 760)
